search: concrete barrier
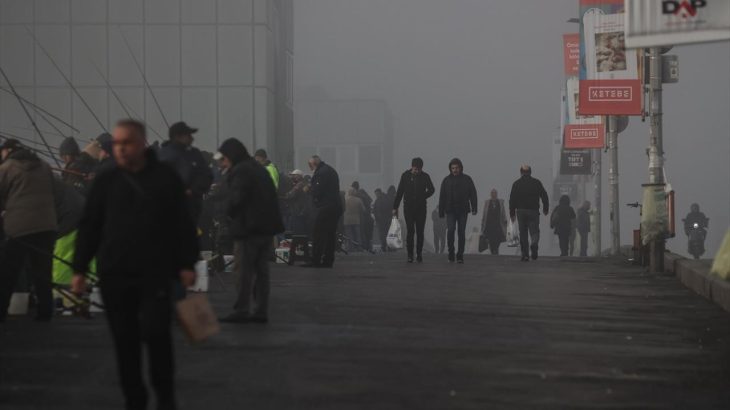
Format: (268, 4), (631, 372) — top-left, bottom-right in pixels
(664, 253), (730, 313)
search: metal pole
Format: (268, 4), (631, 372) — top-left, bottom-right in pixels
(648, 47), (665, 272)
(607, 115), (620, 255)
(594, 148), (602, 257)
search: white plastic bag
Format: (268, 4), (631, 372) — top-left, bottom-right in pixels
(506, 218), (519, 247)
(386, 217), (403, 250)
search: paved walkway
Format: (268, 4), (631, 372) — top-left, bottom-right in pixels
(2, 253), (730, 409)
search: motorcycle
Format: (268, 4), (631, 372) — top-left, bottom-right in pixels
(686, 221), (707, 260)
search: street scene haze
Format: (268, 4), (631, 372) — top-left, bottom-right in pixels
(1, 1), (730, 409)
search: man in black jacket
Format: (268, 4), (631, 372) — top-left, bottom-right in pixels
(438, 158), (478, 263)
(158, 121), (213, 224)
(71, 119), (198, 410)
(306, 155), (342, 268)
(216, 138), (284, 323)
(509, 165), (549, 261)
(393, 157), (435, 262)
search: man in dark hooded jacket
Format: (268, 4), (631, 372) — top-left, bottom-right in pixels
(306, 155), (342, 268)
(59, 136), (96, 194)
(217, 138), (284, 323)
(0, 139), (57, 322)
(438, 158), (477, 263)
(393, 157), (435, 262)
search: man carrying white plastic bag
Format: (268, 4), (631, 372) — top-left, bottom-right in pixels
(387, 216), (404, 250)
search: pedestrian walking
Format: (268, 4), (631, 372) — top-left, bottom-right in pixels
(158, 121), (214, 224)
(393, 157), (435, 262)
(305, 156), (342, 268)
(432, 207), (446, 254)
(217, 139), (284, 324)
(373, 188), (393, 252)
(344, 187), (366, 251)
(551, 195), (576, 257)
(352, 181), (374, 252)
(438, 158), (478, 263)
(481, 189), (509, 255)
(509, 165), (549, 261)
(0, 139), (57, 323)
(71, 119), (199, 410)
(576, 201), (591, 257)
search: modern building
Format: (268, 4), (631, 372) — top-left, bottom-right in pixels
(295, 96), (395, 192)
(0, 0), (293, 167)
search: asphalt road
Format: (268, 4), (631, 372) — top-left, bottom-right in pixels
(2, 253), (730, 409)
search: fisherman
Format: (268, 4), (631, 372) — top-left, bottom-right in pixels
(59, 136), (96, 194)
(509, 165), (549, 261)
(284, 169), (311, 235)
(158, 121), (214, 224)
(0, 139), (57, 322)
(393, 157), (436, 263)
(254, 149), (280, 190)
(71, 119), (198, 410)
(304, 155), (342, 268)
(217, 138), (284, 324)
(438, 158), (478, 264)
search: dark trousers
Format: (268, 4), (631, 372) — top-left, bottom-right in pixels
(489, 239), (501, 255)
(558, 232), (570, 256)
(233, 236), (271, 318)
(404, 207), (427, 257)
(345, 225), (362, 252)
(433, 230), (446, 254)
(360, 215), (374, 251)
(311, 206), (340, 266)
(0, 231), (55, 321)
(579, 230), (589, 257)
(516, 209), (540, 258)
(100, 277), (175, 410)
(446, 212), (468, 258)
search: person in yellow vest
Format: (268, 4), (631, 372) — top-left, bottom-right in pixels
(254, 149), (279, 190)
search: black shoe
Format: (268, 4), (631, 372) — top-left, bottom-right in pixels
(250, 316), (269, 324)
(531, 245), (538, 260)
(407, 255), (414, 263)
(521, 256), (530, 262)
(448, 253), (455, 262)
(457, 259), (464, 264)
(416, 255), (423, 263)
(219, 312), (251, 323)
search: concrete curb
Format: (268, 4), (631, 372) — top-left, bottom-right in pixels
(664, 253), (730, 313)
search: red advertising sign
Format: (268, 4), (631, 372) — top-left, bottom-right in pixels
(563, 33), (580, 76)
(564, 124), (605, 149)
(578, 0), (643, 116)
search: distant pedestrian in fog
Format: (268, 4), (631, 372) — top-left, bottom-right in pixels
(284, 169), (310, 235)
(393, 157), (435, 263)
(344, 187), (366, 251)
(438, 158), (478, 264)
(509, 165), (549, 261)
(432, 207), (446, 254)
(305, 156), (342, 268)
(551, 195), (576, 257)
(373, 188), (393, 252)
(481, 189), (508, 255)
(576, 201), (591, 257)
(352, 181), (374, 252)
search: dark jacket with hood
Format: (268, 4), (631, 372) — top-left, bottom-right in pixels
(73, 149), (199, 279)
(158, 140), (213, 198)
(63, 152), (97, 194)
(393, 169), (435, 211)
(550, 195), (576, 235)
(53, 177), (85, 238)
(220, 139), (285, 239)
(438, 159), (478, 217)
(310, 161), (342, 213)
(509, 174), (549, 215)
(0, 148), (57, 237)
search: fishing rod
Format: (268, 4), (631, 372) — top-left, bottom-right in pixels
(0, 87), (81, 134)
(9, 125), (91, 144)
(0, 130), (61, 153)
(0, 135), (58, 164)
(118, 27), (170, 129)
(0, 65), (61, 168)
(90, 61), (166, 141)
(25, 26), (108, 134)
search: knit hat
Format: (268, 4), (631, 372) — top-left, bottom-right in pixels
(96, 132), (113, 154)
(59, 137), (80, 157)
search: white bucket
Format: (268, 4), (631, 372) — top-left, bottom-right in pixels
(89, 286), (104, 313)
(7, 292), (29, 315)
(189, 260), (209, 292)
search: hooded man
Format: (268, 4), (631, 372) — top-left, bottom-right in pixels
(393, 157), (435, 262)
(60, 136), (97, 194)
(217, 139), (284, 324)
(438, 158), (478, 263)
(509, 165), (549, 261)
(71, 119), (198, 410)
(0, 139), (57, 322)
(158, 121), (214, 224)
(305, 155), (342, 268)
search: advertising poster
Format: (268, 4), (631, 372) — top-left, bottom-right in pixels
(579, 0), (643, 115)
(563, 33), (581, 76)
(560, 150), (593, 175)
(564, 77), (605, 149)
(625, 0), (730, 48)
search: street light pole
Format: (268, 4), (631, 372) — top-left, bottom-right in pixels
(648, 46), (666, 272)
(607, 115), (620, 255)
(594, 149), (602, 257)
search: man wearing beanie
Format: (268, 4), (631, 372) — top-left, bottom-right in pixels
(393, 157), (435, 263)
(59, 136), (96, 194)
(216, 138), (284, 323)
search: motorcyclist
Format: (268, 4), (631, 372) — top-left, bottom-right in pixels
(683, 203), (709, 259)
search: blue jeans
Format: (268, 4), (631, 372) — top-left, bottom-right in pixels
(446, 212), (468, 258)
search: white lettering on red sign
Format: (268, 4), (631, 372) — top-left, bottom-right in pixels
(570, 128), (599, 139)
(588, 86), (633, 102)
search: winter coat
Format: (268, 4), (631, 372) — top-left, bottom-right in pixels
(481, 198), (508, 242)
(310, 162), (342, 213)
(52, 177), (85, 238)
(393, 169), (435, 211)
(0, 148), (57, 238)
(226, 158), (285, 239)
(509, 174), (549, 214)
(285, 180), (310, 217)
(158, 140), (213, 197)
(438, 174), (478, 217)
(550, 197), (576, 236)
(373, 193), (393, 226)
(73, 149), (199, 279)
(62, 152), (97, 194)
(344, 189), (366, 226)
(576, 208), (591, 234)
(261, 161), (280, 190)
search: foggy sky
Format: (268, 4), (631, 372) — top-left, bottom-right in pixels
(294, 0), (730, 256)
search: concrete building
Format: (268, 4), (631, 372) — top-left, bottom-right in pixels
(0, 0), (293, 167)
(295, 97), (395, 193)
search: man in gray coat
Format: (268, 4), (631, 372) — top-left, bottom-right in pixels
(0, 139), (57, 322)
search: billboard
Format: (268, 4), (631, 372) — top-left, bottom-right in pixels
(564, 77), (605, 149)
(579, 0), (643, 116)
(560, 150), (593, 175)
(625, 0), (730, 48)
(563, 33), (581, 76)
